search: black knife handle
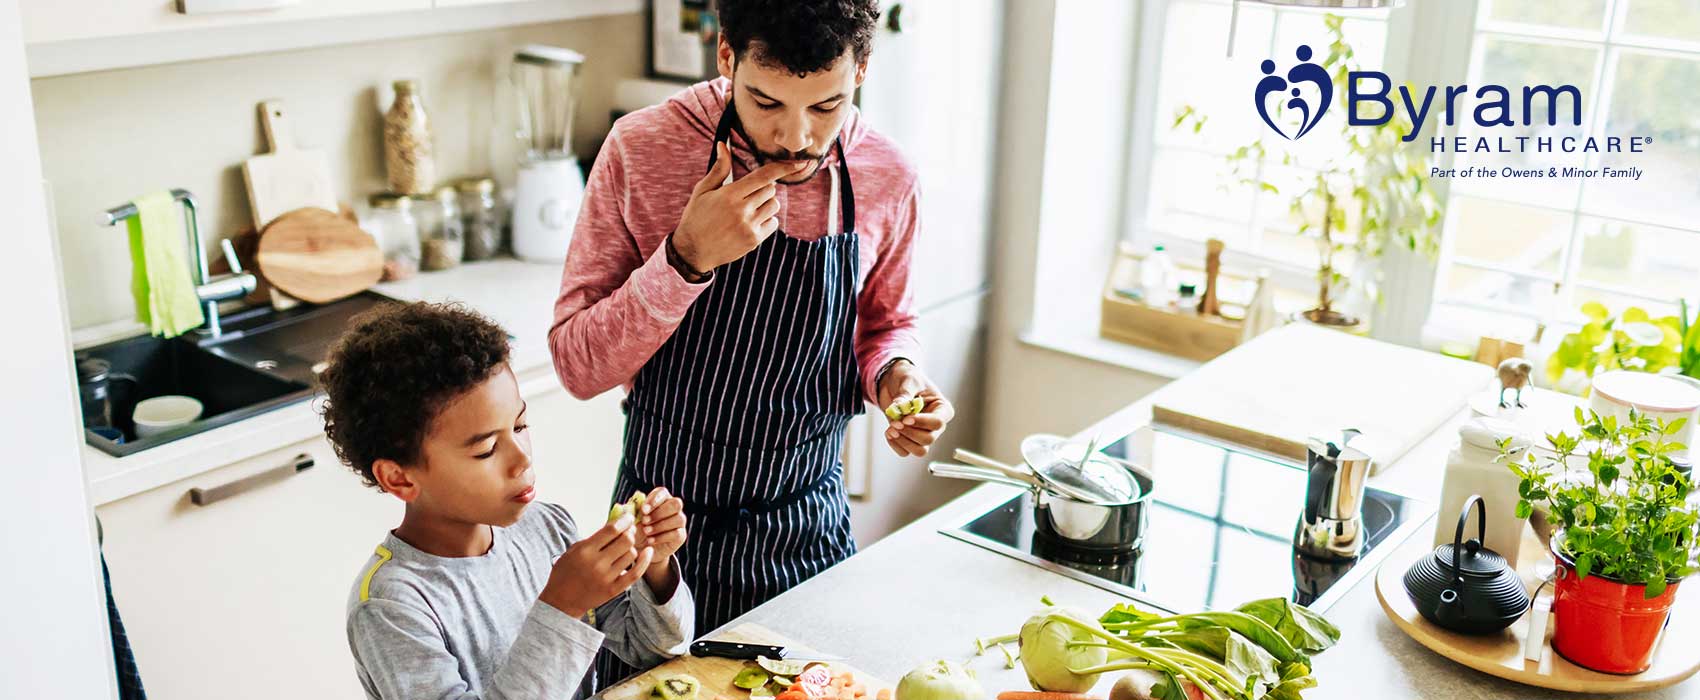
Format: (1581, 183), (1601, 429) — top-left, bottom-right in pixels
(691, 639), (786, 660)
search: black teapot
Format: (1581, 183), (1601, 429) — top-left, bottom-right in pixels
(1403, 495), (1531, 634)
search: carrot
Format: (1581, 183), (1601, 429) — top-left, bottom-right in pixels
(876, 690), (892, 700)
(777, 692), (808, 700)
(996, 692), (1105, 700)
(849, 683), (866, 697)
(838, 688), (856, 700)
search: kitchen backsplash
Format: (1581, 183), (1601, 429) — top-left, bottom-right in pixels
(32, 11), (646, 330)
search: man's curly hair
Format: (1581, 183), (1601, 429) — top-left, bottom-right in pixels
(717, 0), (881, 76)
(317, 302), (510, 489)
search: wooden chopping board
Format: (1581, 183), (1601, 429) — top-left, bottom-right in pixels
(1374, 539), (1700, 693)
(255, 207), (382, 304)
(1150, 323), (1492, 471)
(242, 100), (337, 229)
(601, 624), (894, 700)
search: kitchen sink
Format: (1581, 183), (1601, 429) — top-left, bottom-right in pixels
(77, 291), (400, 457)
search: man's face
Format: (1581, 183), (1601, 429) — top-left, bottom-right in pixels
(718, 39), (865, 185)
(406, 366), (536, 527)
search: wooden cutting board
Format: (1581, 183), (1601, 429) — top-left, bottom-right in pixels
(242, 100), (337, 230)
(601, 624), (894, 700)
(1150, 323), (1492, 471)
(255, 207), (382, 304)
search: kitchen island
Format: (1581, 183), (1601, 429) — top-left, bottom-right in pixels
(708, 374), (1700, 700)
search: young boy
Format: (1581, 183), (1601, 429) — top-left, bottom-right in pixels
(318, 302), (694, 699)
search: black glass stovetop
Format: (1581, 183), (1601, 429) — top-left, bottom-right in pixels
(942, 426), (1433, 613)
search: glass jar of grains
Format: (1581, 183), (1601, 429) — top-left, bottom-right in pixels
(456, 177), (503, 261)
(417, 186), (465, 271)
(365, 193), (421, 280)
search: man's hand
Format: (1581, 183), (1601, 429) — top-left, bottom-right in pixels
(875, 360), (955, 457)
(637, 487), (687, 600)
(672, 142), (810, 273)
(537, 514), (653, 619)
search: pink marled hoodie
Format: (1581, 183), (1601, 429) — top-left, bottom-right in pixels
(549, 78), (922, 403)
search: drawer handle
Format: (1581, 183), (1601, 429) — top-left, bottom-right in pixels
(189, 453), (314, 506)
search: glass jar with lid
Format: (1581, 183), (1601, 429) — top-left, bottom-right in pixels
(365, 193), (421, 280)
(456, 177), (504, 261)
(417, 186), (465, 271)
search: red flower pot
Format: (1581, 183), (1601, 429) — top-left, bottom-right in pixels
(1550, 539), (1681, 675)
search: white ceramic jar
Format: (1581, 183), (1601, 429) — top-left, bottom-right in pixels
(1589, 371), (1700, 452)
(1436, 417), (1534, 565)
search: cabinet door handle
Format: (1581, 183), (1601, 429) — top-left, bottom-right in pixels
(189, 453), (314, 506)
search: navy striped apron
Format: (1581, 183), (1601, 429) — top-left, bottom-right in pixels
(595, 103), (861, 688)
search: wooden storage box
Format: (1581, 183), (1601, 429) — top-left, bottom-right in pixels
(1099, 250), (1242, 362)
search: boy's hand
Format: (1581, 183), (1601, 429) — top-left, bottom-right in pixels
(639, 487), (687, 600)
(538, 515), (654, 619)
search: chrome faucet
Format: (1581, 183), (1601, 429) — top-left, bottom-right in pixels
(103, 189), (257, 338)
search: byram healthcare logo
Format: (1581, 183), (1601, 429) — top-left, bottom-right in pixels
(1255, 45), (1332, 140)
(1252, 45), (1652, 164)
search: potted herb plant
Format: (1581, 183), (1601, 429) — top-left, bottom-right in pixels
(1502, 407), (1697, 674)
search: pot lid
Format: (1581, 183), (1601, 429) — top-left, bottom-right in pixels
(1591, 371), (1700, 414)
(1434, 541), (1509, 576)
(1459, 417), (1533, 452)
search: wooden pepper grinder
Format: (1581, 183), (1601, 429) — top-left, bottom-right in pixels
(1199, 238), (1224, 316)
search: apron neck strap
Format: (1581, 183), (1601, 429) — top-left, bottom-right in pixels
(708, 101), (855, 235)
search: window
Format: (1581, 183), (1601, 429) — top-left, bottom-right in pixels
(1128, 0), (1394, 279)
(1111, 0), (1695, 354)
(1434, 0), (1700, 325)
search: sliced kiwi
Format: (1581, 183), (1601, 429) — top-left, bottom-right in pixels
(655, 675), (701, 700)
(750, 686), (778, 699)
(756, 657), (810, 676)
(733, 667), (771, 690)
(769, 676), (794, 687)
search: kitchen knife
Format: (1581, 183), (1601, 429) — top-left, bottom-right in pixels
(689, 639), (843, 662)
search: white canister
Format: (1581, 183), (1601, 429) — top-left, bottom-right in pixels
(1589, 371), (1700, 452)
(1435, 417), (1534, 565)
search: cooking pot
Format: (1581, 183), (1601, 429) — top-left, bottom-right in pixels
(929, 458), (1154, 552)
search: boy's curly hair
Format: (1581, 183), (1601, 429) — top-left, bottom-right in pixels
(317, 302), (510, 489)
(717, 0), (881, 76)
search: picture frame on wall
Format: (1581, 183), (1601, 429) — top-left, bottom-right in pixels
(649, 0), (719, 82)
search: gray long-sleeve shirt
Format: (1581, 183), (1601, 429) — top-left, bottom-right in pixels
(346, 502), (694, 700)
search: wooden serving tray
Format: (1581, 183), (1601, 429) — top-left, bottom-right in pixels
(601, 624), (894, 700)
(1374, 543), (1700, 694)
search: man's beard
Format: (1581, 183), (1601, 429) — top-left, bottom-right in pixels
(733, 123), (829, 183)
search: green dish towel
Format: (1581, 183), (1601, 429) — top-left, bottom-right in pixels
(125, 191), (204, 338)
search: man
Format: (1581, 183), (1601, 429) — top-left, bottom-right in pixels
(550, 0), (952, 650)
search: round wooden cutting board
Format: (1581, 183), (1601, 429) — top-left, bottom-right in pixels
(255, 207), (383, 304)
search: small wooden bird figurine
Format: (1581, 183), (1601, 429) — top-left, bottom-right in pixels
(1497, 357), (1533, 409)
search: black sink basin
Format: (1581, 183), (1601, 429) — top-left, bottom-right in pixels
(76, 291), (400, 457)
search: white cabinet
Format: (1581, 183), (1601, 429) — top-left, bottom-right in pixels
(847, 292), (988, 545)
(21, 0), (430, 45)
(95, 436), (401, 700)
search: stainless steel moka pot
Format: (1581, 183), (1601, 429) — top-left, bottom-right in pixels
(1294, 429), (1374, 560)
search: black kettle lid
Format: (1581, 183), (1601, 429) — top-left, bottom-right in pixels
(1434, 539), (1508, 576)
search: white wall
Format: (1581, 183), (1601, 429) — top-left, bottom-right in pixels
(0, 0), (118, 696)
(981, 0), (1171, 460)
(31, 12), (645, 330)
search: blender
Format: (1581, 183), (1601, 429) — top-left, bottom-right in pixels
(509, 44), (585, 263)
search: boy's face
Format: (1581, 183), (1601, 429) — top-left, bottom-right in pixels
(387, 365), (536, 527)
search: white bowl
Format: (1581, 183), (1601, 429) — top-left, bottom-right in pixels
(133, 395), (203, 437)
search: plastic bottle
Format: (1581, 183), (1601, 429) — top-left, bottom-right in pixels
(1140, 244), (1179, 307)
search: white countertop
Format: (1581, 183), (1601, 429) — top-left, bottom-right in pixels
(79, 258), (570, 506)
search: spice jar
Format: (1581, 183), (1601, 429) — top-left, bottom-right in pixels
(366, 193), (421, 280)
(419, 186), (465, 271)
(456, 177), (503, 261)
(384, 79), (436, 195)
